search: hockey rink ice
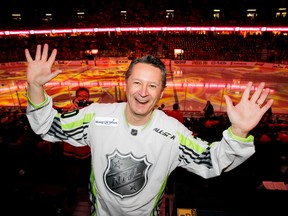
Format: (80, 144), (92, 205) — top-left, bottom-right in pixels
(0, 62), (288, 115)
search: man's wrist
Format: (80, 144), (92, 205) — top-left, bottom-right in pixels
(229, 126), (249, 139)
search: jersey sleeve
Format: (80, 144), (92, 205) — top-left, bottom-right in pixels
(176, 123), (255, 179)
(26, 95), (94, 147)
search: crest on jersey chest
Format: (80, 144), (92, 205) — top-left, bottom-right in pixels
(104, 149), (152, 198)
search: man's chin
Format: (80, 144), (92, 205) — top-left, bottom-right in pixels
(133, 108), (153, 117)
(131, 102), (154, 114)
(134, 110), (149, 116)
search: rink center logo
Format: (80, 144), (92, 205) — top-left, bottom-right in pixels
(104, 149), (151, 198)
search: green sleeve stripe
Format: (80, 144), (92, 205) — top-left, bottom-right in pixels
(55, 112), (62, 118)
(27, 92), (48, 108)
(90, 165), (98, 212)
(61, 113), (95, 130)
(228, 127), (254, 142)
(178, 132), (206, 154)
(150, 176), (168, 216)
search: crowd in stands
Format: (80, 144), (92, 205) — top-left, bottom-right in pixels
(1, 1), (288, 64)
(1, 0), (288, 30)
(1, 31), (288, 63)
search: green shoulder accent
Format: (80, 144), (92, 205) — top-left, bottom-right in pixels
(228, 127), (254, 142)
(124, 106), (129, 127)
(27, 91), (48, 108)
(143, 111), (154, 130)
(61, 113), (95, 130)
(178, 132), (206, 154)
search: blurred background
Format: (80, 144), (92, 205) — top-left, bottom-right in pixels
(1, 1), (288, 215)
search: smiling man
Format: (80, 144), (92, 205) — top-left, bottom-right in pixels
(124, 57), (165, 126)
(25, 44), (273, 216)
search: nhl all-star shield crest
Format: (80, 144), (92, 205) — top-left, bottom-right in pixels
(104, 149), (152, 198)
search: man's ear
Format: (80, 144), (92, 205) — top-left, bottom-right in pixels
(160, 91), (164, 98)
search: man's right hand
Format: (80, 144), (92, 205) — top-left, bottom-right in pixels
(69, 98), (81, 111)
(25, 44), (62, 104)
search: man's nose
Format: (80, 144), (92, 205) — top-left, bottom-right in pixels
(139, 84), (148, 96)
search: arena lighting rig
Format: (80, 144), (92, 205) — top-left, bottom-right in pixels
(1, 26), (288, 36)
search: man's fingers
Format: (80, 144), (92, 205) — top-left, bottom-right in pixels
(250, 82), (266, 103)
(223, 95), (234, 111)
(240, 81), (253, 102)
(41, 44), (49, 61)
(255, 88), (271, 107)
(259, 98), (274, 114)
(25, 44), (56, 67)
(47, 49), (57, 65)
(35, 44), (42, 60)
(25, 49), (33, 62)
(46, 70), (62, 82)
(52, 69), (62, 77)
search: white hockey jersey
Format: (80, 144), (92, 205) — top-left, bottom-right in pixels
(26, 96), (255, 216)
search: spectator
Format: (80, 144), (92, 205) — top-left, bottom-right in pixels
(62, 87), (92, 212)
(203, 100), (214, 119)
(166, 103), (184, 123)
(69, 87), (93, 111)
(157, 103), (165, 110)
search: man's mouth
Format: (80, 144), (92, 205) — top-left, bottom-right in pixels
(135, 98), (148, 104)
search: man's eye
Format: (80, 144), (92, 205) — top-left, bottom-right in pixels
(133, 81), (140, 85)
(150, 84), (157, 88)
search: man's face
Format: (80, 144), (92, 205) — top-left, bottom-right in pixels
(76, 90), (89, 101)
(125, 63), (163, 124)
(76, 90), (90, 108)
